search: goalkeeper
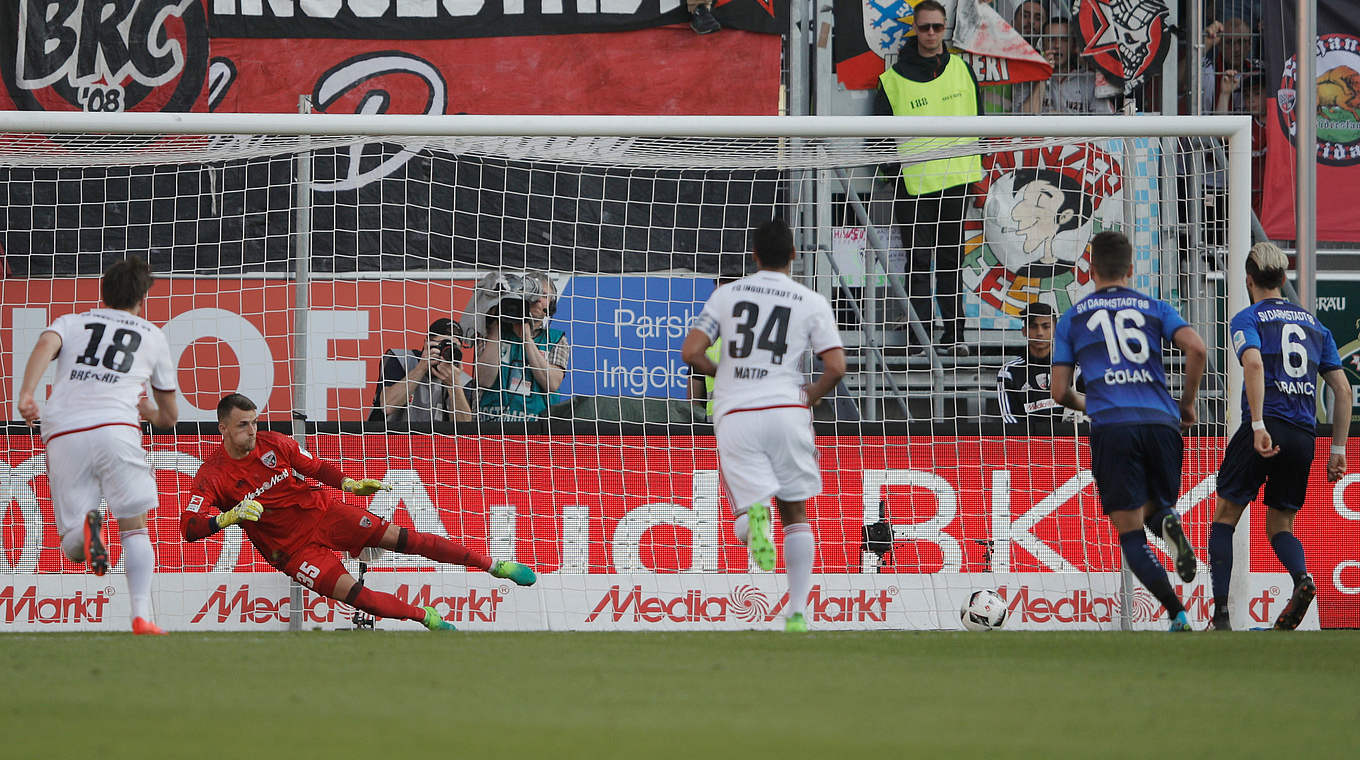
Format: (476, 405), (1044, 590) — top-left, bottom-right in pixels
(180, 393), (536, 631)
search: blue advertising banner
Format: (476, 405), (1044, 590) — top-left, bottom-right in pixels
(555, 276), (715, 398)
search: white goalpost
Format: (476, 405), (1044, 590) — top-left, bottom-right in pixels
(1, 112), (1277, 632)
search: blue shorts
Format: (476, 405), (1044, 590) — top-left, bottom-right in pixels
(1216, 419), (1315, 512)
(1090, 423), (1183, 515)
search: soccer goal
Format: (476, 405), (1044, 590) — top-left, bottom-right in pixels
(1, 111), (1294, 633)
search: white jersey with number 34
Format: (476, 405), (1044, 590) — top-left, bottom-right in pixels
(40, 308), (177, 441)
(692, 270), (843, 421)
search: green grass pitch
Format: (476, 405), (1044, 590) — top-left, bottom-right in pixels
(3, 631), (1357, 759)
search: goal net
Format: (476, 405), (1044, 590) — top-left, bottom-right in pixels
(1, 112), (1300, 632)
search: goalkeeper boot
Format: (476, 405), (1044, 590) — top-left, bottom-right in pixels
(422, 606), (456, 632)
(132, 617), (168, 636)
(784, 613), (808, 633)
(1161, 513), (1197, 583)
(745, 503), (776, 571)
(490, 560), (537, 587)
(84, 510), (109, 577)
(1274, 574), (1316, 631)
(1168, 611), (1193, 632)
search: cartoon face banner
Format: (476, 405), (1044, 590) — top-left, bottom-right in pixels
(1261, 0), (1360, 241)
(962, 139), (1164, 329)
(1074, 0), (1171, 96)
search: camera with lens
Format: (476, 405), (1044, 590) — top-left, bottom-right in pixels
(436, 337), (462, 364)
(464, 271), (554, 338)
(428, 318), (465, 364)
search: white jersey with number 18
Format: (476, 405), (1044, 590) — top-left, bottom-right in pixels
(40, 308), (177, 442)
(691, 270), (843, 421)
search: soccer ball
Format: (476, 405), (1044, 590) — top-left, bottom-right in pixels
(960, 590), (1008, 631)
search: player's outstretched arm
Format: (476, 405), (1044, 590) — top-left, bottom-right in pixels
(1172, 325), (1208, 429)
(1323, 368), (1352, 482)
(342, 478), (392, 497)
(181, 498), (262, 542)
(16, 331), (61, 425)
(1050, 365), (1084, 412)
(804, 348), (847, 407)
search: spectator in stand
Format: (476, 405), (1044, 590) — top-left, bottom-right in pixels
(874, 0), (984, 356)
(1012, 0), (1047, 47)
(370, 318), (473, 426)
(1242, 72), (1267, 218)
(1014, 19), (1115, 114)
(688, 0), (720, 34)
(471, 270), (570, 422)
(1199, 18), (1254, 115)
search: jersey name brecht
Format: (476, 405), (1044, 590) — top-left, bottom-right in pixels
(40, 308), (176, 441)
(691, 270), (842, 420)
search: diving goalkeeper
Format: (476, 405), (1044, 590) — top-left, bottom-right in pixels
(180, 393), (536, 631)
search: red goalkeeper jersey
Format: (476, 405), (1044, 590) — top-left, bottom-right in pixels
(181, 430), (348, 562)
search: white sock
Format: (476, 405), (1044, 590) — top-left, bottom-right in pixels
(733, 513), (750, 545)
(783, 523), (815, 617)
(120, 528), (155, 622)
(60, 529), (84, 562)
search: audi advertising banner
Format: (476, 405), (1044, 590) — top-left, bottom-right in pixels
(1, 434), (1356, 629)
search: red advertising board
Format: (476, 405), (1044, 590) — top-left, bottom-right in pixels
(2, 435), (1356, 627)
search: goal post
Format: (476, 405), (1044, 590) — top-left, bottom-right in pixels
(0, 112), (1289, 632)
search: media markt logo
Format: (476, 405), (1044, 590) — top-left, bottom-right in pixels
(1277, 33), (1360, 166)
(585, 584), (896, 625)
(2, 0), (209, 112)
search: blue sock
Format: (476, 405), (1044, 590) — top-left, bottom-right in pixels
(1269, 531), (1308, 584)
(1207, 522), (1234, 614)
(1143, 507), (1175, 539)
(1119, 530), (1184, 617)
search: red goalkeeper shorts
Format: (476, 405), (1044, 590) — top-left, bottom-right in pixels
(272, 500), (390, 597)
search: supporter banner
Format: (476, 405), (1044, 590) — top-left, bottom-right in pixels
(833, 0), (1051, 91)
(1073, 0), (1171, 96)
(959, 139), (1162, 330)
(0, 2), (782, 115)
(0, 571), (1310, 631)
(1261, 0), (1360, 242)
(2, 435), (1356, 626)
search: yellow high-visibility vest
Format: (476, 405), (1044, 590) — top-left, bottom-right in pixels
(878, 56), (983, 195)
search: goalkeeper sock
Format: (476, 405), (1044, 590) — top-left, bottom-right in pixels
(401, 530), (492, 571)
(1118, 530), (1184, 617)
(783, 523), (815, 617)
(349, 586), (427, 622)
(120, 528), (155, 622)
(1269, 531), (1308, 584)
(1208, 521), (1235, 613)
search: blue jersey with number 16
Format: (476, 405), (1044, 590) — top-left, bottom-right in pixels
(1229, 298), (1341, 431)
(1054, 286), (1189, 429)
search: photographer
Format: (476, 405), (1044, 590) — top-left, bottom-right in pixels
(370, 318), (473, 425)
(469, 271), (569, 422)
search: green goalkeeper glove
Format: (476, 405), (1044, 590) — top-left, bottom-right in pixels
(342, 478), (391, 497)
(216, 499), (264, 528)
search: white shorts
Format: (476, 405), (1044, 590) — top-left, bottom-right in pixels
(45, 424), (157, 537)
(715, 405), (821, 514)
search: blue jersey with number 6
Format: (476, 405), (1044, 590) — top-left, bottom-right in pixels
(1054, 286), (1189, 429)
(1229, 298), (1341, 431)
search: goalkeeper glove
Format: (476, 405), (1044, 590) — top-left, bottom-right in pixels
(342, 478), (391, 497)
(217, 499), (264, 528)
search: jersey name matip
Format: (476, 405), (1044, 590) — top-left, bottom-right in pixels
(1229, 298), (1341, 431)
(1054, 286), (1188, 429)
(692, 270), (843, 421)
(40, 308), (176, 441)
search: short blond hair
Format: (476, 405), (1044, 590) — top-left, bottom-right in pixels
(1246, 242), (1289, 289)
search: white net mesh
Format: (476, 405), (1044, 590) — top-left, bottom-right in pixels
(0, 116), (1253, 631)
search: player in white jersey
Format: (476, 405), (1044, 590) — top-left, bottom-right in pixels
(682, 219), (847, 632)
(17, 256), (179, 635)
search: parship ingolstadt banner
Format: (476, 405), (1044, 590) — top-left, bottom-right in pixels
(1261, 0), (1360, 242)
